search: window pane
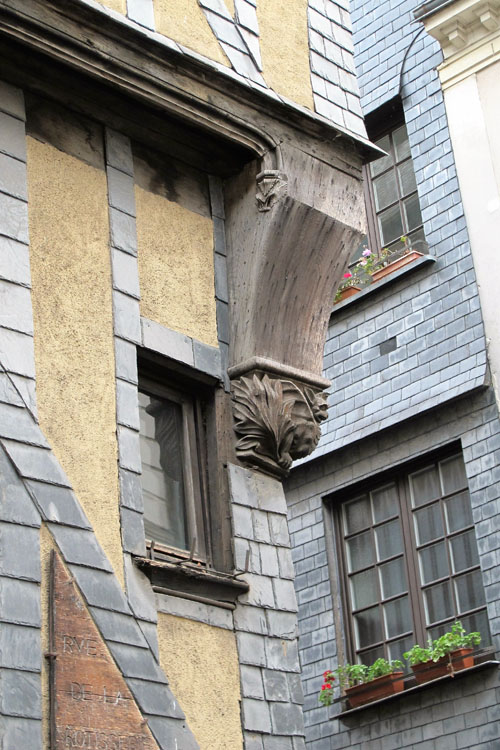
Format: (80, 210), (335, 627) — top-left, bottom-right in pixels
(455, 570), (486, 612)
(460, 610), (491, 646)
(139, 392), (188, 550)
(388, 635), (413, 668)
(375, 519), (403, 560)
(393, 125), (411, 161)
(427, 620), (453, 639)
(397, 159), (417, 196)
(371, 483), (399, 523)
(403, 193), (422, 232)
(379, 557), (407, 599)
(350, 236), (369, 264)
(407, 227), (426, 253)
(444, 491), (473, 533)
(384, 236), (407, 256)
(373, 170), (399, 211)
(351, 569), (378, 610)
(450, 530), (480, 573)
(409, 465), (440, 507)
(440, 454), (468, 495)
(419, 541), (448, 583)
(378, 203), (404, 245)
(347, 531), (375, 572)
(384, 595), (412, 638)
(344, 495), (371, 535)
(354, 606), (383, 649)
(370, 135), (392, 177)
(414, 503), (444, 545)
(358, 645), (385, 666)
(424, 581), (454, 624)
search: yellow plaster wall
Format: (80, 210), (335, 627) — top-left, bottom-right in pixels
(135, 186), (218, 347)
(26, 137), (123, 586)
(98, 0), (127, 14)
(157, 613), (244, 750)
(258, 0), (314, 110)
(153, 0), (231, 66)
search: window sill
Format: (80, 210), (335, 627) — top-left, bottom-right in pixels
(134, 556), (249, 610)
(332, 254), (436, 315)
(335, 658), (499, 719)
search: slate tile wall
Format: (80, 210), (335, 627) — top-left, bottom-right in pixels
(306, 0), (487, 463)
(308, 0), (367, 137)
(286, 388), (500, 749)
(286, 0), (500, 746)
(228, 463), (307, 750)
(350, 0), (441, 116)
(0, 80), (200, 750)
(0, 80), (43, 750)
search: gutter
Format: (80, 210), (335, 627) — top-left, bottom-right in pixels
(414, 0), (459, 21)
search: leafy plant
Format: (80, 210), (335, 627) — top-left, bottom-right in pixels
(429, 621), (481, 662)
(402, 644), (433, 666)
(366, 657), (403, 681)
(318, 670), (336, 707)
(334, 239), (405, 302)
(403, 621), (481, 666)
(334, 270), (362, 302)
(318, 659), (403, 706)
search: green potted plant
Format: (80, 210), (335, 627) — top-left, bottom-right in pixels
(371, 235), (424, 282)
(334, 238), (426, 304)
(334, 270), (362, 303)
(319, 658), (404, 709)
(403, 621), (481, 684)
(334, 247), (380, 303)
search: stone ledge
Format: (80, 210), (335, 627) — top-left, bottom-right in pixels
(335, 658), (499, 718)
(331, 254), (437, 315)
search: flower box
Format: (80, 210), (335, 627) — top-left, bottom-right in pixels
(371, 250), (423, 282)
(411, 648), (474, 684)
(336, 285), (362, 303)
(345, 671), (405, 708)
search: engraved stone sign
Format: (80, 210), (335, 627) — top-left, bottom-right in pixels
(49, 551), (159, 750)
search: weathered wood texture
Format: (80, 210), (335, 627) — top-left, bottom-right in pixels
(224, 157), (364, 377)
(49, 552), (159, 750)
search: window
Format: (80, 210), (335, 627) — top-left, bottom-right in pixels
(138, 376), (208, 562)
(336, 451), (490, 667)
(352, 120), (425, 264)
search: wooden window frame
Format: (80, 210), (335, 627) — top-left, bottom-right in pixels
(331, 446), (490, 667)
(138, 372), (212, 568)
(363, 123), (424, 259)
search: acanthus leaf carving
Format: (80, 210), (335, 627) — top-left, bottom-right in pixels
(232, 373), (328, 477)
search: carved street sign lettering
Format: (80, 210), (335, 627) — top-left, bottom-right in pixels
(49, 552), (159, 750)
(57, 726), (149, 749)
(63, 635), (99, 656)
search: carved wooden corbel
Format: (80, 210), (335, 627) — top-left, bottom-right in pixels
(224, 143), (365, 478)
(231, 373), (328, 477)
(256, 170), (288, 212)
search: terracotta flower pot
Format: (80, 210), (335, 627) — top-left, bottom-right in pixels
(411, 648), (474, 684)
(371, 250), (423, 282)
(345, 672), (405, 708)
(336, 285), (362, 303)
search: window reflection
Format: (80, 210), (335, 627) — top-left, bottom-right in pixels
(139, 391), (188, 551)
